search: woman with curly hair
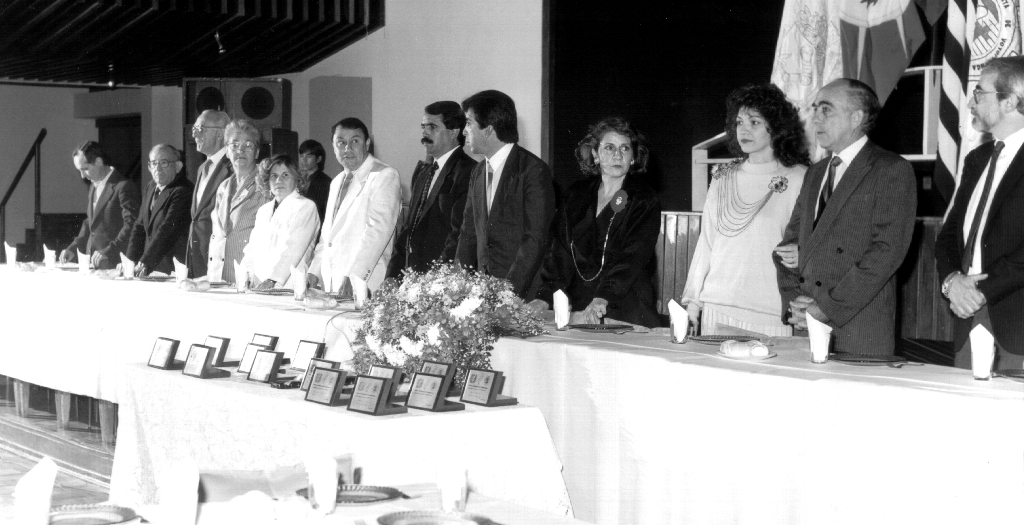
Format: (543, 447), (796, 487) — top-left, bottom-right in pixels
(531, 117), (662, 327)
(241, 154), (321, 289)
(680, 83), (809, 336)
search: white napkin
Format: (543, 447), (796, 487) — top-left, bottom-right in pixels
(173, 257), (188, 284)
(234, 260), (248, 293)
(553, 290), (570, 329)
(4, 242), (15, 265)
(77, 250), (89, 274)
(303, 453), (338, 515)
(436, 466), (468, 513)
(13, 456), (57, 525)
(290, 264), (307, 300)
(43, 245), (56, 268)
(668, 299), (689, 342)
(119, 252), (135, 279)
(970, 324), (996, 378)
(351, 275), (368, 309)
(806, 313), (833, 362)
(158, 459), (199, 525)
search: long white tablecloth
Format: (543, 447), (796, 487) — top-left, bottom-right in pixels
(4, 266), (1024, 524)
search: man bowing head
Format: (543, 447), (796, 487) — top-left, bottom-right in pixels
(936, 57), (1024, 369)
(774, 79), (916, 355)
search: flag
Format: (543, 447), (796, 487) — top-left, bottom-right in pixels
(937, 0), (1021, 203)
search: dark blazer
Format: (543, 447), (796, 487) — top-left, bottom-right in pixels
(304, 169), (332, 225)
(387, 147), (476, 279)
(126, 172), (194, 274)
(775, 140), (916, 355)
(186, 154), (231, 278)
(453, 144), (556, 299)
(65, 169), (140, 270)
(936, 140), (1024, 355)
(536, 176), (662, 327)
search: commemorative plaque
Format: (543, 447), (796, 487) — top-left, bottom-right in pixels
(148, 337), (182, 370)
(460, 368), (517, 407)
(347, 376), (407, 416)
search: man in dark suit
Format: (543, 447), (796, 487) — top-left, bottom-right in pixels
(126, 144), (194, 276)
(387, 100), (476, 280)
(774, 78), (916, 355)
(186, 109), (232, 278)
(936, 57), (1024, 369)
(298, 139), (332, 225)
(61, 141), (140, 270)
(453, 90), (556, 299)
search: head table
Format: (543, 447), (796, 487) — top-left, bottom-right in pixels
(2, 266), (1023, 524)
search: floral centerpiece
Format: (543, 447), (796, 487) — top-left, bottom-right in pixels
(352, 262), (545, 386)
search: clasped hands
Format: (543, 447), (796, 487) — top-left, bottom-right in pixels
(946, 273), (988, 319)
(787, 295), (827, 331)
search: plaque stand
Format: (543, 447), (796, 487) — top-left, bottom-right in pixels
(347, 376), (407, 416)
(407, 366), (464, 412)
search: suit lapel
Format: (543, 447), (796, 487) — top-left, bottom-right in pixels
(807, 143), (875, 250)
(195, 157), (229, 219)
(491, 146), (518, 211)
(86, 185), (96, 225)
(407, 161), (430, 228)
(230, 175), (254, 213)
(982, 141), (1024, 242)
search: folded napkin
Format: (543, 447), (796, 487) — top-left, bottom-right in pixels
(119, 252), (135, 279)
(234, 260), (247, 292)
(806, 313), (832, 361)
(350, 275), (367, 309)
(173, 257), (188, 284)
(668, 299), (688, 342)
(290, 264), (307, 300)
(553, 290), (570, 329)
(13, 456), (57, 525)
(77, 250), (89, 274)
(970, 323), (995, 378)
(304, 453), (338, 514)
(43, 245), (56, 268)
(4, 242), (15, 265)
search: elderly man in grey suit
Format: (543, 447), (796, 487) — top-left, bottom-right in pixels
(774, 78), (916, 355)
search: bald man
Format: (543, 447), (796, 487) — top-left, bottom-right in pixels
(127, 144), (194, 276)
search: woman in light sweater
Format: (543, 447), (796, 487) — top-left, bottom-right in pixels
(681, 83), (809, 336)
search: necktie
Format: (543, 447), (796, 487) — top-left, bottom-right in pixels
(814, 156), (843, 228)
(412, 161), (439, 227)
(332, 172), (353, 224)
(485, 160), (494, 212)
(963, 141), (1005, 273)
(150, 188), (161, 212)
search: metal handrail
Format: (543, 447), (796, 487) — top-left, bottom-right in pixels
(0, 128), (47, 263)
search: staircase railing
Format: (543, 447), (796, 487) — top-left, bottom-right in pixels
(1, 128), (47, 263)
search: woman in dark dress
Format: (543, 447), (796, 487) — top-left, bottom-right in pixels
(531, 117), (662, 327)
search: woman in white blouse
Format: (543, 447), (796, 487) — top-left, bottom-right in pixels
(242, 154), (321, 289)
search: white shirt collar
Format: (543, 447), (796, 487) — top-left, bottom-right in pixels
(996, 125), (1024, 155)
(342, 153), (376, 183)
(433, 146), (459, 172)
(487, 143), (514, 175)
(834, 134), (869, 166)
(93, 167), (114, 187)
(208, 146), (228, 167)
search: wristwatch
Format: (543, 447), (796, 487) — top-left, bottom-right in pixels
(941, 271), (961, 298)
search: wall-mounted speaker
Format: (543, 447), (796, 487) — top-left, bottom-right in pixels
(183, 77), (291, 131)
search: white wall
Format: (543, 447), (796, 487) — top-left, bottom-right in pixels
(280, 0), (544, 200)
(141, 86), (184, 150)
(0, 84), (94, 246)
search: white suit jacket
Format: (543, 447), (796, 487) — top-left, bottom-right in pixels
(309, 154), (401, 292)
(242, 191), (321, 287)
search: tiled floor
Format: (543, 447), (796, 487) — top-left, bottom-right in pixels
(0, 447), (108, 521)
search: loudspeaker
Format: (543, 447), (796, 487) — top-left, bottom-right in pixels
(183, 128), (299, 185)
(183, 77), (291, 130)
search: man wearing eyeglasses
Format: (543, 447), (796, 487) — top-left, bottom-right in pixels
(126, 144), (194, 276)
(186, 109), (232, 278)
(61, 141), (140, 270)
(937, 56), (1024, 369)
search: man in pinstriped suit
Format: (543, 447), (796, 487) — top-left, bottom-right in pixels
(774, 79), (917, 355)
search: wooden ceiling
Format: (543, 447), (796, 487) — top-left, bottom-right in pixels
(0, 0), (385, 86)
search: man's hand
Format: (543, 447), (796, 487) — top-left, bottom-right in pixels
(685, 301), (701, 325)
(527, 299), (550, 314)
(306, 273), (321, 290)
(90, 251), (106, 269)
(254, 278), (275, 290)
(774, 243), (799, 268)
(947, 273), (988, 319)
(60, 249), (74, 264)
(787, 295), (815, 330)
(584, 298), (608, 320)
(134, 262), (147, 277)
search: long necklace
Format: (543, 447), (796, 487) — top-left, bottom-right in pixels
(569, 210), (618, 282)
(714, 161), (787, 237)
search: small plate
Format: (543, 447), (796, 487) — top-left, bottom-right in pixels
(828, 353), (906, 366)
(377, 510), (494, 525)
(569, 323), (633, 333)
(49, 503), (140, 524)
(137, 275), (174, 282)
(716, 350), (778, 360)
(296, 484), (404, 505)
(994, 369), (1024, 382)
(250, 288), (295, 296)
(688, 335), (760, 345)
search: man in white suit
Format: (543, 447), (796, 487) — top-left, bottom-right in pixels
(307, 118), (401, 296)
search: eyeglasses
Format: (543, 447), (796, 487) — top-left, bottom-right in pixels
(972, 88), (1009, 103)
(192, 125), (223, 134)
(598, 143), (632, 157)
(228, 141), (258, 152)
(147, 159), (176, 169)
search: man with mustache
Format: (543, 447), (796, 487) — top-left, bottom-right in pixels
(386, 101), (476, 280)
(936, 56), (1024, 368)
(307, 118), (401, 298)
(774, 78), (916, 355)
